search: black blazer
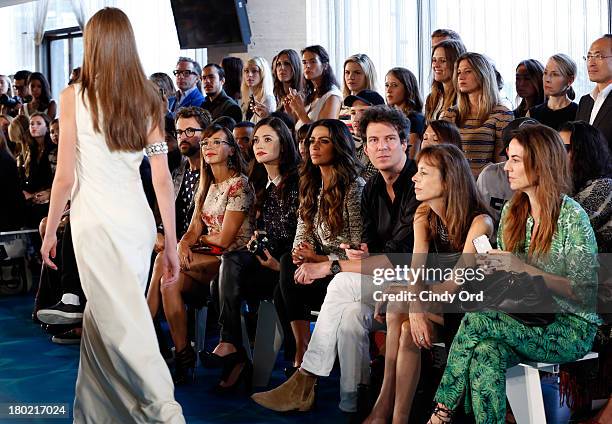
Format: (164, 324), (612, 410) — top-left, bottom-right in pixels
(576, 92), (612, 152)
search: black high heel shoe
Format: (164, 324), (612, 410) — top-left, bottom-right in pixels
(173, 344), (196, 385)
(213, 348), (252, 394)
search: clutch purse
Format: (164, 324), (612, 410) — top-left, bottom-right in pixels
(190, 242), (224, 255)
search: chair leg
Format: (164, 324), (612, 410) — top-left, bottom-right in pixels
(252, 300), (284, 387)
(195, 306), (208, 368)
(506, 364), (546, 424)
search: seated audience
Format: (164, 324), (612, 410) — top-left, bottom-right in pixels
(1, 114), (15, 155)
(344, 89), (386, 180)
(0, 128), (25, 230)
(476, 117), (537, 224)
(233, 121), (255, 174)
(270, 119), (364, 374)
(147, 107), (212, 322)
(575, 34), (612, 152)
(200, 63), (243, 123)
(11, 112), (54, 228)
(287, 45), (342, 129)
(421, 119), (462, 149)
(160, 124), (253, 384)
(240, 57), (276, 123)
(221, 56), (244, 103)
(272, 49), (304, 119)
(366, 144), (493, 423)
(528, 54), (578, 130)
(429, 124), (601, 424)
(0, 74), (14, 116)
(340, 53), (378, 128)
(150, 72), (176, 112)
(513, 59), (544, 118)
(252, 106), (419, 415)
(425, 39), (467, 123)
(169, 57), (205, 115)
(431, 28), (463, 47)
(296, 123), (311, 160)
(212, 116), (300, 391)
(21, 72), (57, 119)
(559, 121), (612, 253)
(441, 52), (514, 177)
(385, 67), (425, 158)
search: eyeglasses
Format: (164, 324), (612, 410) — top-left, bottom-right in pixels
(200, 138), (230, 148)
(175, 127), (203, 138)
(173, 70), (198, 77)
(583, 54), (612, 62)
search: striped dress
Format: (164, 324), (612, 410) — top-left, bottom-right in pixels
(440, 105), (514, 177)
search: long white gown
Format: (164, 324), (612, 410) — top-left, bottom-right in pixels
(69, 85), (185, 423)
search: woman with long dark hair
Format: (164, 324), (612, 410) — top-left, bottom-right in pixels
(40, 8), (185, 422)
(365, 144), (493, 423)
(271, 49), (304, 117)
(514, 59), (544, 118)
(22, 72), (57, 119)
(254, 119), (364, 380)
(421, 119), (462, 149)
(559, 121), (612, 253)
(210, 116), (301, 391)
(287, 45), (342, 129)
(385, 67), (426, 158)
(428, 125), (600, 424)
(221, 56), (244, 103)
(162, 124), (253, 384)
(425, 39), (466, 123)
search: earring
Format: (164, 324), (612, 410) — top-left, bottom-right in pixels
(227, 155), (235, 169)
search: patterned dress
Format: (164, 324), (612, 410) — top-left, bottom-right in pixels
(200, 174), (254, 251)
(434, 195), (600, 423)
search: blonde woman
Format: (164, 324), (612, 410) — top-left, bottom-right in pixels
(240, 56), (276, 123)
(528, 54), (578, 130)
(440, 52), (514, 177)
(339, 53), (379, 128)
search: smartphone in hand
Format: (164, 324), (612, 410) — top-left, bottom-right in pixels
(472, 235), (493, 254)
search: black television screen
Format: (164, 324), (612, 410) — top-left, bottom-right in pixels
(170, 0), (251, 49)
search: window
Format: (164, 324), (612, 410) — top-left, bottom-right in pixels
(307, 0), (611, 106)
(42, 27), (83, 99)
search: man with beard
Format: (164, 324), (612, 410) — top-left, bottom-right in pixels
(155, 106), (212, 251)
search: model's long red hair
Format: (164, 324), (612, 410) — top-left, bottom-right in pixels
(80, 7), (163, 151)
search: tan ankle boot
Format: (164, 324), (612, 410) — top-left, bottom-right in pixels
(251, 370), (317, 412)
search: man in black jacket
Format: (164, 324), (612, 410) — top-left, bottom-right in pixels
(576, 34), (612, 151)
(252, 106), (419, 415)
(200, 64), (243, 124)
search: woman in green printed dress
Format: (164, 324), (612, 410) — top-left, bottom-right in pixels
(428, 124), (601, 424)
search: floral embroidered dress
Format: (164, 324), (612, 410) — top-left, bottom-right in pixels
(201, 174), (254, 251)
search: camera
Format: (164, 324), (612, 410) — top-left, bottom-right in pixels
(248, 231), (273, 260)
(0, 94), (20, 108)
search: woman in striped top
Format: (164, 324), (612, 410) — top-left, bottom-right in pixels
(441, 52), (514, 177)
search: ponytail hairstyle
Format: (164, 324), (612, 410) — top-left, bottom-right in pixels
(548, 54), (577, 101)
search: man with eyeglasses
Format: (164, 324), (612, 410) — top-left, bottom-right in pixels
(154, 107), (211, 252)
(200, 63), (242, 123)
(576, 34), (612, 151)
(169, 57), (205, 115)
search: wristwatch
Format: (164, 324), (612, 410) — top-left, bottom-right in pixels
(330, 260), (341, 275)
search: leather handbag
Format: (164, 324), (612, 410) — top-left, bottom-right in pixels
(460, 270), (558, 326)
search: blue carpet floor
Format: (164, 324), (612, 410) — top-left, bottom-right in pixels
(0, 295), (345, 424)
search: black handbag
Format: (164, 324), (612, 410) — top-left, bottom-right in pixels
(460, 270), (558, 326)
